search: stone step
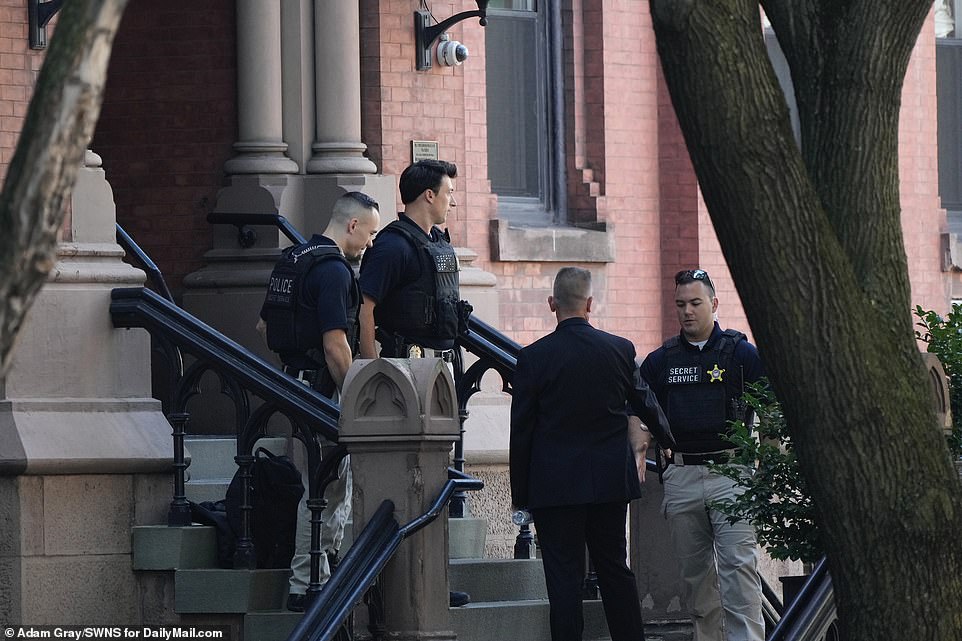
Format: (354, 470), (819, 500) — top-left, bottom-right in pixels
(132, 525), (219, 570)
(185, 436), (288, 481)
(174, 568), (290, 613)
(242, 597), (689, 641)
(185, 479), (232, 504)
(449, 558), (546, 602)
(451, 600), (691, 641)
(243, 610), (302, 641)
(450, 598), (609, 641)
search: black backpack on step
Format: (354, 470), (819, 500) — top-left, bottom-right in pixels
(225, 447), (304, 569)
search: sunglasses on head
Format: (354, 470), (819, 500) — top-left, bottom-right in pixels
(675, 269), (715, 293)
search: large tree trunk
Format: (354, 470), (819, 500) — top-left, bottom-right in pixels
(649, 1), (962, 639)
(0, 0), (128, 374)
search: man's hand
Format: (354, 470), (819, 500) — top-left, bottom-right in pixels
(627, 415), (652, 484)
(255, 318), (269, 348)
(359, 294), (378, 359)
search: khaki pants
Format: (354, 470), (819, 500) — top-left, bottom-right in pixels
(662, 464), (764, 641)
(289, 454), (352, 594)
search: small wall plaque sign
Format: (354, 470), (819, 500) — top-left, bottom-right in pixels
(411, 140), (439, 162)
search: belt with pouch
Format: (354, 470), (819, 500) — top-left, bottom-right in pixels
(403, 344), (455, 362)
(380, 330), (455, 362)
(283, 365), (318, 386)
(668, 449), (739, 466)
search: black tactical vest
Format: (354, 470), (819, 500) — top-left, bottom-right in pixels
(373, 219), (460, 345)
(261, 242), (361, 366)
(661, 329), (746, 452)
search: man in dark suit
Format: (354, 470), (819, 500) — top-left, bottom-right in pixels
(510, 267), (675, 641)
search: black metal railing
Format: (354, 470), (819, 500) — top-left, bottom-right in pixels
(288, 469), (484, 641)
(767, 557), (838, 641)
(120, 217), (836, 640)
(204, 211), (522, 520)
(110, 286), (341, 596)
(116, 223), (176, 304)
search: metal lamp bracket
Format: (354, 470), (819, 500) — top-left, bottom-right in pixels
(29, 0), (64, 49)
(415, 1), (489, 71)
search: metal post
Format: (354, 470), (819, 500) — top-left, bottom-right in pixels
(450, 349), (468, 518)
(582, 554), (599, 600)
(167, 412), (192, 526)
(514, 522), (536, 559)
(306, 495), (329, 601)
(232, 454), (257, 569)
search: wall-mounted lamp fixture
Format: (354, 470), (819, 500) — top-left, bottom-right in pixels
(414, 0), (489, 71)
(28, 0), (64, 49)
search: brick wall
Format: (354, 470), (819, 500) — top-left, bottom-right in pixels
(91, 0), (236, 295)
(80, 1), (947, 346)
(901, 10), (951, 315)
(0, 1), (44, 170)
(654, 9), (949, 349)
(0, 2), (54, 229)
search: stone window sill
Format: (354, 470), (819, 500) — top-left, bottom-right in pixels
(489, 218), (614, 263)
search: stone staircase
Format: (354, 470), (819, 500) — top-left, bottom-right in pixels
(132, 437), (692, 641)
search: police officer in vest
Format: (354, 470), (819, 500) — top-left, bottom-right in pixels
(358, 159), (469, 362)
(259, 191), (380, 612)
(357, 159), (472, 608)
(639, 269), (765, 641)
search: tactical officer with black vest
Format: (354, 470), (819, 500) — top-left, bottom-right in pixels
(639, 269), (765, 641)
(357, 160), (472, 608)
(258, 191), (380, 612)
(358, 159), (470, 361)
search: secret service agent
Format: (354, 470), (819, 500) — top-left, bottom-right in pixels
(359, 159), (470, 359)
(640, 268), (765, 641)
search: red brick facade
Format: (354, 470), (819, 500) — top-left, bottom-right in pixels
(80, 3), (948, 352)
(92, 0), (236, 291)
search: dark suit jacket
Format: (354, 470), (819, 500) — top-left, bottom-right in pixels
(510, 317), (674, 510)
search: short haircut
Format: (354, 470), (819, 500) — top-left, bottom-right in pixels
(331, 191), (379, 225)
(553, 267), (592, 312)
(398, 159), (458, 205)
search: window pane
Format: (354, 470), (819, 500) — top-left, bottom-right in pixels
(937, 39), (962, 217)
(485, 12), (543, 199)
(488, 0), (536, 11)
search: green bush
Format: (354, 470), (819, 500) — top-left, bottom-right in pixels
(914, 305), (962, 457)
(710, 307), (961, 564)
(709, 381), (823, 564)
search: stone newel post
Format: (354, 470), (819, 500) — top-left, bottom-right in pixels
(340, 358), (461, 641)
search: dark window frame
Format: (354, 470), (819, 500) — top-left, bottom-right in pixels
(485, 2), (566, 224)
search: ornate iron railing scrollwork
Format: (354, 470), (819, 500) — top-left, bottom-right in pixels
(454, 315), (518, 525)
(110, 287), (340, 586)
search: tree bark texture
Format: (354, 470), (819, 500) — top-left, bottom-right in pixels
(0, 0), (128, 375)
(649, 1), (962, 639)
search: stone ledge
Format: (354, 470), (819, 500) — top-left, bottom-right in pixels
(489, 219), (615, 263)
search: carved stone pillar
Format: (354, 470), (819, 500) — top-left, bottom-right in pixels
(340, 358), (459, 641)
(224, 0), (298, 175)
(307, 0), (376, 175)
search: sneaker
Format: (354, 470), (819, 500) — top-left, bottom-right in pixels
(287, 593), (306, 613)
(449, 590), (471, 607)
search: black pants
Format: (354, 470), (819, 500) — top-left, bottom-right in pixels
(533, 502), (645, 641)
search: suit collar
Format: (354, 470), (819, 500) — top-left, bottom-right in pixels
(557, 317), (590, 330)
